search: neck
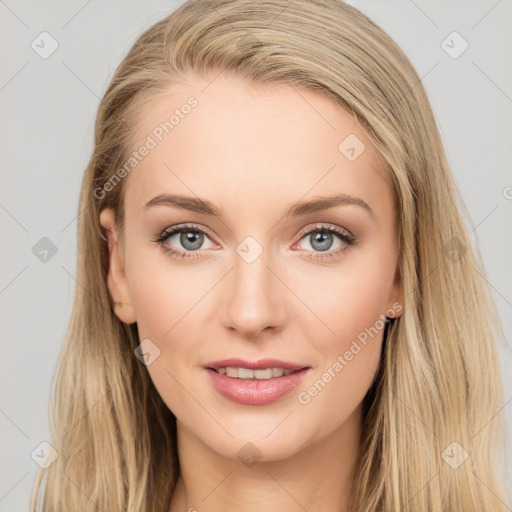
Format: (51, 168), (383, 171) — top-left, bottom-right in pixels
(169, 404), (362, 512)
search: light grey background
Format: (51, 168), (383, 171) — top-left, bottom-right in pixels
(1, 1), (511, 510)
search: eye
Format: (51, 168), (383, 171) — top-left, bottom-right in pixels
(292, 224), (356, 261)
(153, 223), (215, 260)
(153, 223), (356, 261)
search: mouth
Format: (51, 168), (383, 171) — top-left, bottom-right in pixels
(203, 358), (311, 405)
(204, 358), (310, 378)
(206, 366), (307, 379)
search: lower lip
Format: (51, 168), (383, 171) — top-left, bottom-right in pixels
(205, 367), (310, 405)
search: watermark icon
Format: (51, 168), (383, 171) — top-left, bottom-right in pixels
(31, 441), (59, 468)
(93, 96), (198, 200)
(441, 441), (468, 469)
(297, 302), (402, 405)
(236, 236), (264, 264)
(443, 236), (467, 263)
(31, 31), (59, 59)
(338, 133), (366, 162)
(441, 31), (469, 59)
(236, 31), (261, 51)
(237, 442), (262, 468)
(134, 338), (161, 366)
(32, 237), (58, 263)
(503, 186), (512, 200)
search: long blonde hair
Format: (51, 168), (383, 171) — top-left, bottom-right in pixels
(30, 1), (510, 510)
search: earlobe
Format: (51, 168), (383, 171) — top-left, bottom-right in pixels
(99, 208), (136, 325)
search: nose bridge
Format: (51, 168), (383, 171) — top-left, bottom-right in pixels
(221, 234), (286, 337)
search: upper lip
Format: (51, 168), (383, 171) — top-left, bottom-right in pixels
(204, 358), (310, 371)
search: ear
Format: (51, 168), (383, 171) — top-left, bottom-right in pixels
(386, 263), (404, 319)
(99, 208), (136, 325)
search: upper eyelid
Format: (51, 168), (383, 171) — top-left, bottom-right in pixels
(160, 222), (215, 240)
(296, 223), (353, 240)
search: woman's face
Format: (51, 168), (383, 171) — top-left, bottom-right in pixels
(100, 73), (402, 462)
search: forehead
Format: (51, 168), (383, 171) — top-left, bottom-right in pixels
(122, 73), (392, 220)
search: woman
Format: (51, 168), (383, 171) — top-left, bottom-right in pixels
(30, 0), (510, 510)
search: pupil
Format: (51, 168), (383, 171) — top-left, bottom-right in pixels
(311, 231), (333, 252)
(181, 231), (203, 250)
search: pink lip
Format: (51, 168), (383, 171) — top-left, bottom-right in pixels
(204, 358), (308, 371)
(204, 359), (311, 406)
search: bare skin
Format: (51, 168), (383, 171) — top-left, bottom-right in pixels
(100, 72), (403, 512)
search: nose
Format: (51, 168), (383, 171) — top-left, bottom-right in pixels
(221, 244), (288, 341)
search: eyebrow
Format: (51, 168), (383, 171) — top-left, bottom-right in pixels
(143, 192), (374, 218)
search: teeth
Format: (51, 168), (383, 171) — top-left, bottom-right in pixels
(226, 367), (238, 378)
(238, 367), (254, 379)
(255, 368), (273, 379)
(216, 367), (296, 379)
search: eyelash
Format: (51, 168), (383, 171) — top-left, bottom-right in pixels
(153, 222), (356, 261)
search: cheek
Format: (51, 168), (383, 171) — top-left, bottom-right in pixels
(124, 235), (201, 339)
(123, 241), (211, 400)
(125, 247), (195, 412)
(292, 250), (394, 422)
(294, 251), (395, 354)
